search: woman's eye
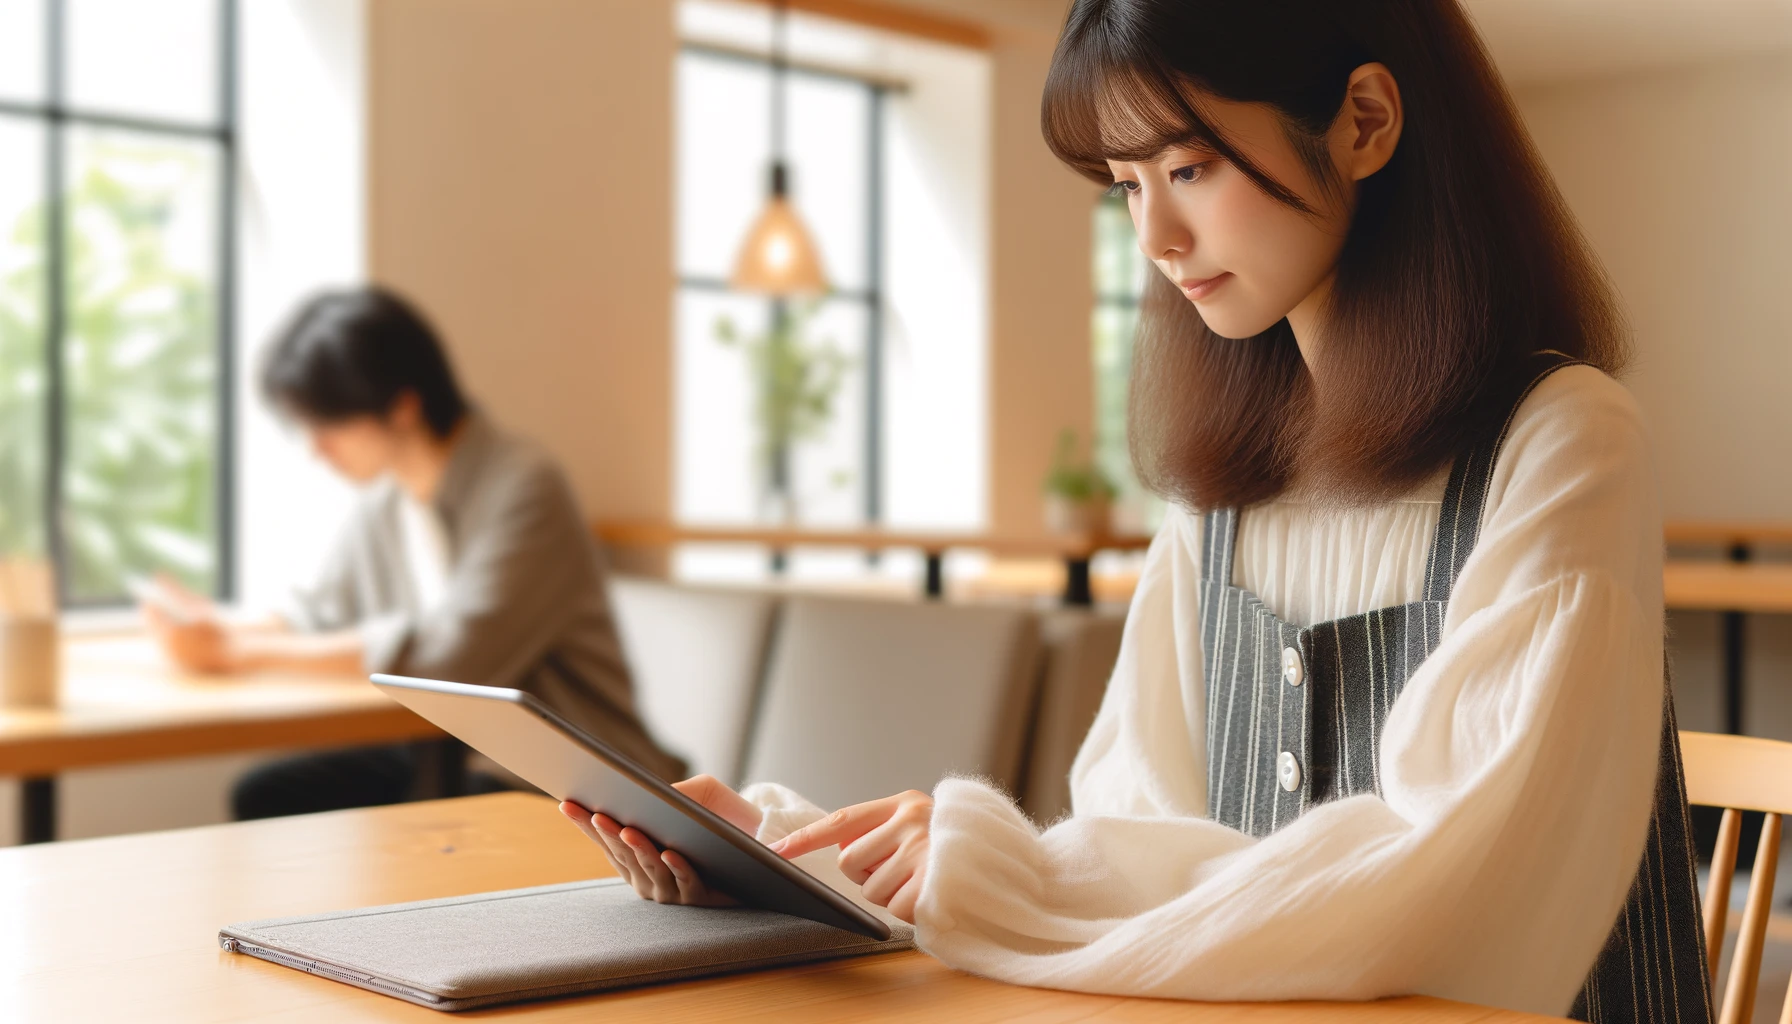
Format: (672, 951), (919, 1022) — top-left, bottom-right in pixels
(1171, 163), (1210, 184)
(1104, 179), (1139, 199)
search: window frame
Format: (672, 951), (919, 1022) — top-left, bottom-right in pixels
(1092, 191), (1159, 529)
(675, 42), (888, 525)
(0, 0), (239, 606)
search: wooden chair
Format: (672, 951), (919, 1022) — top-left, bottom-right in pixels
(1682, 731), (1792, 1024)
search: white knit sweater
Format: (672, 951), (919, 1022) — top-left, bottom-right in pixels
(745, 366), (1665, 1017)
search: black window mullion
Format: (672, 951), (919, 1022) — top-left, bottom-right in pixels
(43, 0), (67, 606)
(863, 85), (883, 525)
(215, 0), (238, 601)
(0, 98), (228, 141)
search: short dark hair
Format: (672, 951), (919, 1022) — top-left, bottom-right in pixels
(1042, 0), (1628, 508)
(260, 286), (469, 438)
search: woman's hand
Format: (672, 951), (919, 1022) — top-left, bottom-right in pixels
(559, 774), (764, 907)
(771, 789), (933, 924)
(141, 576), (238, 674)
(145, 604), (236, 674)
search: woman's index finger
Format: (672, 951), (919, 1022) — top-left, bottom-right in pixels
(770, 797), (899, 860)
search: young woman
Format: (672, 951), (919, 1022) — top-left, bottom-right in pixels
(563, 1), (1704, 1017)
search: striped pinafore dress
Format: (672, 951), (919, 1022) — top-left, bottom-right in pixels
(1198, 354), (1710, 1021)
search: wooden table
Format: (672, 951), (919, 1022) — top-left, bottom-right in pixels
(1664, 521), (1792, 736)
(0, 790), (1560, 1022)
(0, 634), (445, 845)
(595, 520), (1154, 606)
(1664, 561), (1792, 616)
(1664, 561), (1792, 736)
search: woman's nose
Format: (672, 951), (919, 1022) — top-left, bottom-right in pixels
(1133, 190), (1192, 262)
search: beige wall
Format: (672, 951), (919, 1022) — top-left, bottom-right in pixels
(1516, 58), (1792, 522)
(367, 0), (677, 522)
(1516, 56), (1792, 738)
(986, 28), (1100, 539)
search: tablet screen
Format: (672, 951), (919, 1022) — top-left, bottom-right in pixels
(371, 674), (889, 939)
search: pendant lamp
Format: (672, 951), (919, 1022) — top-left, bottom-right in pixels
(730, 0), (828, 295)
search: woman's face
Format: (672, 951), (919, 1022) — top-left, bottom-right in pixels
(1107, 99), (1349, 340)
(1105, 69), (1401, 342)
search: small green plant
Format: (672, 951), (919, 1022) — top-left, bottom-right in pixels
(715, 302), (851, 506)
(1042, 428), (1115, 502)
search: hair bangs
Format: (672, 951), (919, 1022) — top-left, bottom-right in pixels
(1042, 26), (1218, 185)
(1043, 6), (1316, 211)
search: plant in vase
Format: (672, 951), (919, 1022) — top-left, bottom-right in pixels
(715, 302), (851, 523)
(1041, 428), (1116, 536)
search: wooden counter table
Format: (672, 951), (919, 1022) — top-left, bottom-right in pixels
(0, 634), (445, 844)
(0, 790), (1562, 1023)
(594, 519), (1154, 606)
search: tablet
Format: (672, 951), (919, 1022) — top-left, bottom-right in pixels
(370, 674), (889, 940)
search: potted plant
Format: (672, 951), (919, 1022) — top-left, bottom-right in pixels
(1041, 428), (1115, 535)
(715, 303), (851, 524)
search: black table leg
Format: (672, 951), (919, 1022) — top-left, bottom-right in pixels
(1722, 542), (1751, 735)
(1063, 557), (1093, 607)
(411, 738), (469, 800)
(1723, 609), (1746, 736)
(924, 551), (944, 600)
(21, 776), (55, 844)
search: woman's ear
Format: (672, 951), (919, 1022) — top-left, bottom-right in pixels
(1331, 62), (1403, 182)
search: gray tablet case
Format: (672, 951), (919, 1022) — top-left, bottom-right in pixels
(219, 878), (914, 1012)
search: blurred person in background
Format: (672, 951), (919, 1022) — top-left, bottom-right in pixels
(146, 286), (684, 818)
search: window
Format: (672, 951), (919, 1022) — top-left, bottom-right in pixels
(673, 1), (989, 587)
(0, 0), (236, 605)
(1092, 192), (1156, 531)
(674, 44), (884, 529)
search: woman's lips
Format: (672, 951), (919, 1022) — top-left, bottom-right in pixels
(1180, 273), (1231, 300)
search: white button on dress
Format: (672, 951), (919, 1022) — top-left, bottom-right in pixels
(1281, 646), (1304, 687)
(1277, 751), (1301, 792)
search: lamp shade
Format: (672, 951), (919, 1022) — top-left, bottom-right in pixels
(729, 195), (828, 296)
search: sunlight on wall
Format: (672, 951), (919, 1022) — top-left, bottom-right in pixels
(235, 0), (364, 610)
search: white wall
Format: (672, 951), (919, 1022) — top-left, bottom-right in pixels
(237, 0), (366, 609)
(1516, 55), (1792, 737)
(879, 34), (991, 533)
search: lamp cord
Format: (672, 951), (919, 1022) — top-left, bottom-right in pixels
(771, 0), (788, 195)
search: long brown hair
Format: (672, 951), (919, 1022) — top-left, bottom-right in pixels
(1043, 0), (1628, 509)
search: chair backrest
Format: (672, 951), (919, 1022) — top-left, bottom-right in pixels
(741, 594), (1042, 812)
(1018, 608), (1125, 824)
(1681, 730), (1792, 1024)
(607, 576), (779, 786)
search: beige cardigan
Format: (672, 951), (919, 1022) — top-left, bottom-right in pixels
(285, 414), (684, 781)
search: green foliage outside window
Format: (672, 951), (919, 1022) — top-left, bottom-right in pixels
(0, 136), (219, 603)
(714, 302), (852, 516)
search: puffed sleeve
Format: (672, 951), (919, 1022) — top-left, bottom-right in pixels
(911, 368), (1665, 1017)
